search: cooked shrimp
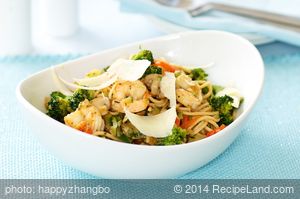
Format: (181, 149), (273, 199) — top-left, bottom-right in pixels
(176, 73), (196, 91)
(176, 88), (201, 110)
(91, 94), (110, 115)
(143, 74), (163, 97)
(64, 99), (105, 134)
(111, 80), (150, 113)
(176, 73), (203, 104)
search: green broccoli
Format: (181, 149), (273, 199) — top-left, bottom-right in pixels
(210, 95), (234, 125)
(189, 68), (208, 80)
(118, 134), (131, 143)
(46, 89), (96, 122)
(143, 65), (162, 77)
(46, 91), (72, 123)
(69, 89), (95, 110)
(131, 49), (154, 64)
(160, 127), (187, 146)
(212, 85), (224, 95)
(202, 87), (209, 94)
(104, 114), (123, 137)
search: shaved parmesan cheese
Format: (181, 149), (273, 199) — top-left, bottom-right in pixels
(51, 68), (73, 95)
(55, 58), (151, 91)
(216, 87), (242, 108)
(160, 72), (176, 107)
(125, 72), (177, 138)
(125, 107), (177, 138)
(74, 72), (114, 87)
(200, 62), (215, 69)
(107, 58), (151, 81)
(57, 71), (118, 91)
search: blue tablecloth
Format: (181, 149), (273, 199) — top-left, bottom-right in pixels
(1, 42), (300, 179)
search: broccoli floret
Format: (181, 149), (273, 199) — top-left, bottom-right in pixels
(46, 89), (96, 122)
(131, 49), (158, 77)
(160, 127), (187, 146)
(202, 87), (209, 94)
(46, 91), (72, 123)
(189, 68), (208, 80)
(131, 49), (154, 64)
(143, 65), (162, 77)
(69, 89), (95, 110)
(212, 85), (224, 95)
(210, 95), (234, 125)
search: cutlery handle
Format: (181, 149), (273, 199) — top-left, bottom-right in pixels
(189, 3), (300, 28)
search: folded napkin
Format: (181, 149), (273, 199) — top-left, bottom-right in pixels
(120, 0), (300, 46)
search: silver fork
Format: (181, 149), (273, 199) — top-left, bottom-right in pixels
(156, 0), (300, 32)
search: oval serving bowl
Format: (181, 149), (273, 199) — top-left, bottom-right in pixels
(16, 31), (264, 179)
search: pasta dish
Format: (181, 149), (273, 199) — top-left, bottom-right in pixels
(46, 49), (243, 145)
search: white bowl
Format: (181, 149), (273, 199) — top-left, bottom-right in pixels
(16, 31), (264, 179)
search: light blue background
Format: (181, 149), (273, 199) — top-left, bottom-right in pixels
(120, 0), (300, 46)
(0, 42), (300, 179)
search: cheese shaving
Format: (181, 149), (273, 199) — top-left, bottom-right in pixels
(216, 87), (242, 108)
(51, 68), (73, 95)
(57, 72), (118, 91)
(107, 59), (150, 81)
(74, 72), (115, 87)
(55, 59), (150, 91)
(125, 72), (177, 138)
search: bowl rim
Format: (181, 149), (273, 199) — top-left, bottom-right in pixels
(16, 30), (265, 150)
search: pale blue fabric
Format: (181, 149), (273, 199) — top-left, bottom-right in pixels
(120, 0), (300, 46)
(0, 43), (300, 179)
